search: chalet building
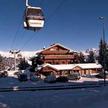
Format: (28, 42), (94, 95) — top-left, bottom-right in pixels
(37, 43), (77, 64)
(39, 63), (102, 76)
(36, 43), (102, 76)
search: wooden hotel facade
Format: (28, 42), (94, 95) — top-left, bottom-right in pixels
(37, 43), (102, 76)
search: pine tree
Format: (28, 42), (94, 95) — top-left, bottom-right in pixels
(87, 51), (95, 63)
(0, 54), (3, 63)
(105, 49), (108, 70)
(98, 38), (107, 69)
(72, 53), (80, 63)
(79, 52), (85, 63)
(30, 54), (44, 72)
(0, 54), (5, 71)
(18, 58), (30, 70)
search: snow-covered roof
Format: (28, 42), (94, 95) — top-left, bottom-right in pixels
(41, 43), (74, 52)
(42, 64), (75, 70)
(77, 63), (102, 69)
(42, 63), (102, 71)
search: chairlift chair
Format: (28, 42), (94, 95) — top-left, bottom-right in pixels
(24, 6), (45, 31)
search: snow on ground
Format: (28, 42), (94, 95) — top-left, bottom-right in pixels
(0, 71), (108, 108)
(0, 74), (106, 88)
(0, 70), (107, 88)
(0, 85), (108, 108)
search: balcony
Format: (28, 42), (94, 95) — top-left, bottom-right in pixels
(44, 55), (74, 60)
(42, 50), (70, 55)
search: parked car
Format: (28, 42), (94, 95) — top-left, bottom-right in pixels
(18, 73), (28, 81)
(44, 74), (56, 83)
(0, 71), (8, 78)
(68, 72), (81, 80)
(95, 71), (108, 79)
(56, 76), (68, 82)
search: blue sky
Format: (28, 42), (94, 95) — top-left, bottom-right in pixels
(0, 0), (108, 51)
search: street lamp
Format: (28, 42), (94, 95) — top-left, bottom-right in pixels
(99, 16), (106, 85)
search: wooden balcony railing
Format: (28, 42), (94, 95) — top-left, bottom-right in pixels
(42, 50), (70, 54)
(44, 55), (74, 60)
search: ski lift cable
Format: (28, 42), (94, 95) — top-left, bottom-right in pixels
(48, 0), (66, 21)
(19, 0), (65, 51)
(20, 0), (66, 50)
(39, 0), (42, 6)
(10, 0), (37, 51)
(9, 0), (30, 50)
(9, 0), (27, 50)
(15, 30), (26, 49)
(10, 0), (66, 54)
(38, 0), (43, 7)
(10, 0), (29, 50)
(43, 0), (67, 32)
(21, 31), (39, 50)
(10, 19), (23, 50)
